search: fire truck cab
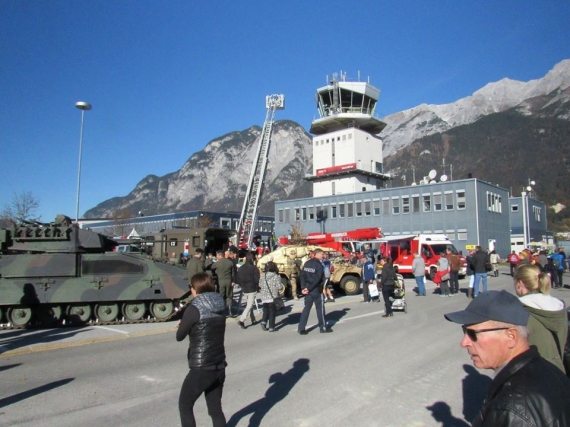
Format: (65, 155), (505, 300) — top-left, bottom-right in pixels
(379, 234), (466, 279)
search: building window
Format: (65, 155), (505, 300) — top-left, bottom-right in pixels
(364, 201), (371, 216)
(331, 205), (337, 219)
(375, 162), (383, 173)
(423, 195), (431, 212)
(402, 196), (410, 214)
(456, 191), (466, 210)
(373, 200), (380, 215)
(392, 198), (400, 214)
(355, 201), (362, 217)
(347, 203), (354, 218)
(457, 231), (467, 240)
(339, 204), (345, 218)
(511, 204), (519, 212)
(278, 209), (284, 223)
(309, 206), (315, 220)
(433, 194), (442, 211)
(412, 196), (420, 213)
(445, 192), (453, 210)
(487, 192), (502, 213)
(295, 208), (300, 221)
(533, 206), (541, 222)
(382, 199), (390, 216)
(301, 207), (307, 221)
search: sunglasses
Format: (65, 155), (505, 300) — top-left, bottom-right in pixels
(462, 325), (509, 342)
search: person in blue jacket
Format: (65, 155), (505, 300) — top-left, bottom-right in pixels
(362, 255), (377, 302)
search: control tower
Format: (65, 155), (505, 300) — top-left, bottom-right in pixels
(306, 72), (391, 197)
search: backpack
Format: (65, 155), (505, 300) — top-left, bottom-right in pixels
(553, 258), (561, 270)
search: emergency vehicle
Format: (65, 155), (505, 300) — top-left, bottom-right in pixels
(379, 234), (467, 278)
(280, 227), (382, 258)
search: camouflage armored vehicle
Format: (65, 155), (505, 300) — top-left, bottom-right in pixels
(0, 215), (193, 328)
(257, 245), (363, 296)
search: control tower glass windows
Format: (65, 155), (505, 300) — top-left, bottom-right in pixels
(319, 87), (378, 115)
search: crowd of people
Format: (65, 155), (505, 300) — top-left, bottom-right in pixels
(174, 243), (570, 427)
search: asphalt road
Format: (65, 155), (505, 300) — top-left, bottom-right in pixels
(2, 268), (570, 427)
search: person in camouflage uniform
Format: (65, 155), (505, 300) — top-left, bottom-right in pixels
(285, 249), (301, 300)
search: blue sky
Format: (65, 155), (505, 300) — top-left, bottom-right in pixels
(1, 1), (569, 221)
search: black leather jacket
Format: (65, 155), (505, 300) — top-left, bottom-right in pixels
(472, 346), (570, 427)
(176, 292), (226, 370)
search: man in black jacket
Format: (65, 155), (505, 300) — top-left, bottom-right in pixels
(177, 273), (227, 427)
(298, 249), (331, 334)
(444, 290), (570, 426)
(471, 246), (489, 297)
(236, 252), (260, 329)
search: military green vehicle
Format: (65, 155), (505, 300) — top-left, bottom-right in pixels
(0, 215), (194, 328)
(257, 245), (363, 296)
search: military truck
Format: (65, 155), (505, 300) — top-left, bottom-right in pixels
(144, 227), (237, 263)
(257, 245), (363, 296)
(0, 215), (193, 328)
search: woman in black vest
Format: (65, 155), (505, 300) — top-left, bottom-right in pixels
(176, 273), (227, 427)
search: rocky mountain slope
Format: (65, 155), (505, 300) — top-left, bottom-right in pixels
(84, 120), (313, 218)
(84, 60), (570, 230)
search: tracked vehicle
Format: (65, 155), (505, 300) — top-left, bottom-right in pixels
(0, 215), (192, 328)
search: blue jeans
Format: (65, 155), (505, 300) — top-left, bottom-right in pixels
(473, 273), (488, 296)
(415, 276), (426, 295)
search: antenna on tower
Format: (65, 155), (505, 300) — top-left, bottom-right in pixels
(411, 165), (416, 185)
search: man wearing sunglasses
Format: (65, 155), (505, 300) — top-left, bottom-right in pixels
(444, 290), (570, 426)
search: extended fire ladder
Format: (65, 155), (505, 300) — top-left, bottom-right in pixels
(237, 94), (285, 250)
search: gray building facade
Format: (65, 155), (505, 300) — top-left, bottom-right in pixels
(275, 178), (511, 257)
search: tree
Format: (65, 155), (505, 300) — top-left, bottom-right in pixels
(1, 191), (41, 226)
(289, 222), (306, 243)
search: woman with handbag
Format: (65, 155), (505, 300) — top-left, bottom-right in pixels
(259, 261), (282, 332)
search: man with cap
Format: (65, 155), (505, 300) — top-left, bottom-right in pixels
(444, 290), (570, 426)
(186, 248), (205, 284)
(298, 248), (332, 334)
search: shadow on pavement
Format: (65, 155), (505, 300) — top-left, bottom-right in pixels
(0, 378), (74, 408)
(461, 364), (492, 422)
(0, 327), (90, 355)
(0, 363), (22, 372)
(323, 307), (350, 326)
(426, 401), (470, 427)
(227, 358), (310, 427)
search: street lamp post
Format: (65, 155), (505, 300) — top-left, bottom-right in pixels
(522, 179), (535, 249)
(75, 101), (92, 224)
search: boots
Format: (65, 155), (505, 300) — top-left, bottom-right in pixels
(467, 288), (473, 299)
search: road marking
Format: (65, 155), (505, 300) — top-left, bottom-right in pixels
(138, 375), (160, 383)
(337, 311), (384, 322)
(93, 326), (130, 335)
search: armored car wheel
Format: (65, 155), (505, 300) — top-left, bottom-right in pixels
(67, 304), (92, 323)
(341, 275), (360, 295)
(96, 304), (119, 322)
(122, 303), (146, 321)
(150, 301), (174, 320)
(8, 306), (32, 327)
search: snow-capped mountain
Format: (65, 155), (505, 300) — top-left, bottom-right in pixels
(381, 59), (570, 156)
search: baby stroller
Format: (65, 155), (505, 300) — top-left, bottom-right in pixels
(390, 273), (407, 313)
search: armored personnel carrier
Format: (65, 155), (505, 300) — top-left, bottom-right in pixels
(257, 245), (363, 296)
(0, 215), (191, 328)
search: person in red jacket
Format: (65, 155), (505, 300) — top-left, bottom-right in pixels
(507, 250), (520, 277)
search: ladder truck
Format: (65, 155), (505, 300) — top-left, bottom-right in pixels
(236, 94), (285, 250)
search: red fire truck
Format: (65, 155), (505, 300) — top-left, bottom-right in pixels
(378, 234), (466, 278)
(279, 227), (382, 258)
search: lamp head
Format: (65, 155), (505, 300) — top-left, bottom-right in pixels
(75, 101), (92, 111)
